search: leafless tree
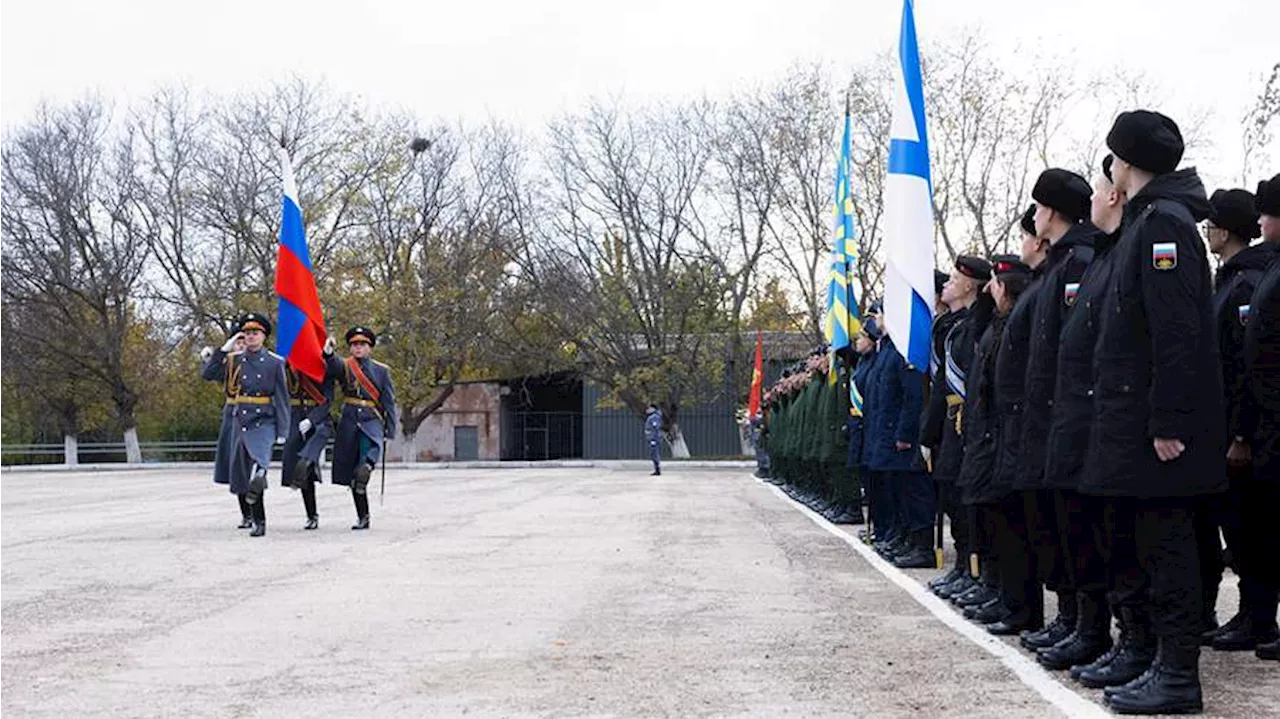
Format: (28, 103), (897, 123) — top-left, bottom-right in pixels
(1, 99), (153, 461)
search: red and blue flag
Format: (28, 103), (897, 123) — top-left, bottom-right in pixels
(274, 148), (326, 382)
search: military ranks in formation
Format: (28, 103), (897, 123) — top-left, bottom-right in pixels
(757, 111), (1280, 716)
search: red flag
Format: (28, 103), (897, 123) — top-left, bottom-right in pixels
(747, 330), (764, 418)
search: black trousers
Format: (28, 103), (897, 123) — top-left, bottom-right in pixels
(302, 483), (318, 518)
(938, 481), (970, 556)
(1108, 497), (1203, 645)
(1194, 465), (1247, 613)
(237, 493), (251, 519)
(1239, 479), (1280, 629)
(1054, 489), (1109, 596)
(995, 491), (1043, 626)
(1026, 488), (1074, 593)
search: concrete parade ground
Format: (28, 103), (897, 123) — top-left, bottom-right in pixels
(2, 467), (1276, 718)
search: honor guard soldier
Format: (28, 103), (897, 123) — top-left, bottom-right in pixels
(1238, 173), (1280, 662)
(922, 256), (990, 575)
(1086, 111), (1225, 715)
(202, 312), (291, 537)
(201, 320), (250, 528)
(327, 326), (397, 530)
(1199, 186), (1275, 650)
(281, 357), (337, 531)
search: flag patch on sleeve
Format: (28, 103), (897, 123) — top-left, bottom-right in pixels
(1152, 242), (1177, 270)
(1239, 304), (1251, 326)
(1064, 282), (1080, 306)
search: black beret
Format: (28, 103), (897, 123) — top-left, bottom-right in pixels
(934, 269), (949, 295)
(237, 312), (272, 337)
(1209, 189), (1261, 240)
(1106, 110), (1184, 175)
(1032, 168), (1092, 223)
(345, 326), (377, 346)
(990, 254), (1031, 278)
(1257, 173), (1280, 216)
(1102, 154), (1114, 183)
(1019, 204), (1037, 236)
(955, 255), (992, 282)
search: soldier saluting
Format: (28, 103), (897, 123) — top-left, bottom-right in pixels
(202, 312), (291, 537)
(201, 320), (249, 528)
(327, 326), (397, 530)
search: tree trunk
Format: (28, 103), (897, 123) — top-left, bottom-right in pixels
(64, 434), (79, 467)
(401, 428), (422, 463)
(666, 423), (691, 459)
(123, 427), (142, 464)
(738, 424), (753, 456)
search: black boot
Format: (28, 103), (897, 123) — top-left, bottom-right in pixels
(249, 503), (266, 537)
(893, 530), (937, 569)
(968, 598), (1009, 624)
(1021, 593), (1077, 649)
(929, 553), (965, 591)
(937, 573), (977, 600)
(1210, 610), (1280, 651)
(1086, 608), (1157, 689)
(1257, 637), (1280, 660)
(1199, 579), (1220, 640)
(1106, 640), (1202, 715)
(351, 515), (370, 530)
(304, 515), (319, 530)
(237, 494), (253, 529)
(1038, 592), (1112, 671)
(352, 490), (370, 530)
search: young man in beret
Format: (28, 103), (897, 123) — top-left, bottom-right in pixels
(960, 256), (1031, 629)
(201, 312), (291, 537)
(1085, 110), (1225, 715)
(1238, 172), (1280, 662)
(919, 256), (991, 575)
(1019, 168), (1109, 672)
(1198, 187), (1276, 651)
(327, 326), (398, 530)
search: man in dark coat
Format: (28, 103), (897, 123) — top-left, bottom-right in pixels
(1008, 167), (1100, 665)
(1083, 111), (1225, 715)
(1199, 187), (1278, 650)
(980, 210), (1051, 637)
(1238, 173), (1280, 662)
(201, 312), (291, 537)
(864, 331), (931, 561)
(281, 345), (337, 531)
(200, 321), (249, 528)
(327, 326), (398, 530)
(922, 258), (991, 577)
(957, 256), (1030, 628)
(1043, 155), (1153, 689)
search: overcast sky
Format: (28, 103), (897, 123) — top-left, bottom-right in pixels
(3, 0), (1278, 187)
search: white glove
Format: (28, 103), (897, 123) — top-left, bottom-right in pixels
(220, 332), (243, 353)
(322, 336), (336, 356)
(298, 418), (313, 435)
(199, 346), (213, 362)
(275, 436), (285, 445)
(920, 446), (932, 465)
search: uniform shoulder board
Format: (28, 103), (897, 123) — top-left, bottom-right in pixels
(373, 359), (392, 371)
(268, 351), (286, 362)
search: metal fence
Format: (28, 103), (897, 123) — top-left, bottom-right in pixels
(0, 441), (339, 466)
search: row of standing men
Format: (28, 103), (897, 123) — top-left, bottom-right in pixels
(199, 316), (397, 536)
(760, 110), (1280, 715)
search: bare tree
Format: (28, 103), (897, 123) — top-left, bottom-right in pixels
(1, 99), (153, 461)
(1242, 62), (1280, 186)
(525, 98), (725, 457)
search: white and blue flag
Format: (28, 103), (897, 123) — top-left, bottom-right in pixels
(883, 0), (936, 372)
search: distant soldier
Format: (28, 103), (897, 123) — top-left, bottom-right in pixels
(202, 312), (290, 537)
(645, 404), (663, 476)
(280, 350), (337, 531)
(328, 326), (397, 530)
(201, 320), (249, 528)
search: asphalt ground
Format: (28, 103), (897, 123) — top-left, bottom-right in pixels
(2, 467), (1276, 717)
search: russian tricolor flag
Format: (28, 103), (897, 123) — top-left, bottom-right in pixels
(274, 148), (327, 382)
